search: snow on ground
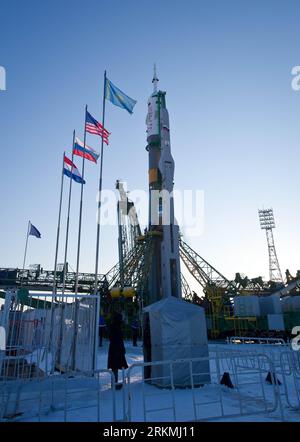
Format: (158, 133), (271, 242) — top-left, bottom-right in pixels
(2, 341), (300, 422)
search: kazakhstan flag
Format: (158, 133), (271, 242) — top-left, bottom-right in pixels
(105, 78), (137, 114)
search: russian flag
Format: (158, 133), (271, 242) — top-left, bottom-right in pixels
(73, 137), (99, 164)
(63, 155), (85, 184)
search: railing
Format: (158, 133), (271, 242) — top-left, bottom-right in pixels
(126, 352), (281, 422)
(2, 288), (299, 424)
(0, 292), (99, 380)
(217, 342), (300, 420)
(279, 351), (300, 411)
(0, 268), (106, 293)
(0, 369), (120, 422)
(4, 333), (300, 422)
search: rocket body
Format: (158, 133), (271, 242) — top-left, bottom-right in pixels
(146, 85), (182, 303)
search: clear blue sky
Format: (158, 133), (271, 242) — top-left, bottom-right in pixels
(1, 0), (300, 285)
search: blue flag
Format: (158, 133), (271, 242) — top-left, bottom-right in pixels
(105, 78), (137, 114)
(29, 222), (41, 238)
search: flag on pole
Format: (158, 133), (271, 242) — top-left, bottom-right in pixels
(73, 137), (99, 163)
(85, 110), (110, 145)
(29, 222), (41, 238)
(105, 78), (137, 114)
(63, 155), (85, 184)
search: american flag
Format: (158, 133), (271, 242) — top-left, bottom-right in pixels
(85, 110), (110, 145)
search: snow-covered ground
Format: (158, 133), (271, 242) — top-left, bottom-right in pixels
(1, 341), (300, 422)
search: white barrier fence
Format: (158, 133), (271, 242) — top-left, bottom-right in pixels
(0, 369), (120, 422)
(2, 291), (299, 422)
(126, 352), (281, 422)
(279, 351), (300, 410)
(2, 348), (300, 422)
(0, 292), (99, 381)
(218, 342), (300, 419)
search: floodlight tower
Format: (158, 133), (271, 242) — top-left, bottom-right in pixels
(258, 208), (283, 283)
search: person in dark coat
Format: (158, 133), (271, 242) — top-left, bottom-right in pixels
(131, 318), (139, 346)
(107, 313), (128, 386)
(98, 314), (106, 347)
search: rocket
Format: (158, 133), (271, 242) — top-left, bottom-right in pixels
(146, 66), (182, 302)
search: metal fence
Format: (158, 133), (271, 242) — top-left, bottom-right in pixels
(0, 369), (120, 422)
(1, 296), (300, 423)
(125, 351), (282, 422)
(279, 350), (300, 411)
(214, 342), (300, 420)
(1, 351), (284, 422)
(0, 291), (99, 382)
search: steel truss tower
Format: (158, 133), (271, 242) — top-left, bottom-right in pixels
(258, 208), (283, 283)
(116, 180), (142, 287)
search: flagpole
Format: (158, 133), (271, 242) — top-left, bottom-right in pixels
(62, 130), (76, 297)
(52, 151), (65, 297)
(91, 70), (106, 372)
(94, 70), (106, 295)
(22, 221), (30, 271)
(75, 107), (87, 294)
(48, 151), (65, 373)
